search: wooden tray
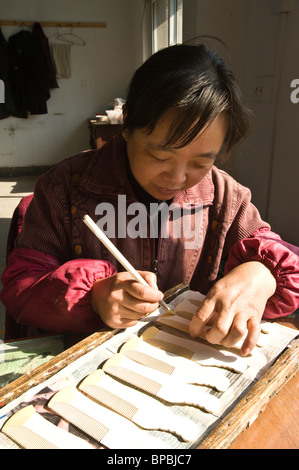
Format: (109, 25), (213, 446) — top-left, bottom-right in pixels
(1, 283), (298, 449)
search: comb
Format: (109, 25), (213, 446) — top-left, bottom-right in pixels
(1, 405), (93, 449)
(48, 385), (171, 449)
(102, 354), (221, 415)
(120, 336), (230, 392)
(141, 327), (248, 373)
(79, 369), (198, 442)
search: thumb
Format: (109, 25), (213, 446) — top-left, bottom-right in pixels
(189, 297), (215, 338)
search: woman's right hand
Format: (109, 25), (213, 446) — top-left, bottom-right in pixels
(91, 271), (164, 328)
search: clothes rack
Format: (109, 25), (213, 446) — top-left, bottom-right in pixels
(0, 20), (106, 28)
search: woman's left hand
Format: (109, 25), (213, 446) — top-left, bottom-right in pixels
(189, 261), (276, 356)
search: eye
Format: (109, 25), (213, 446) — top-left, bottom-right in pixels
(192, 163), (210, 170)
(150, 153), (169, 162)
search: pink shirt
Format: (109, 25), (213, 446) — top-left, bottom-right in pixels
(1, 134), (298, 339)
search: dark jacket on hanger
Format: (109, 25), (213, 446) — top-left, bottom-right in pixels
(0, 27), (16, 119)
(32, 22), (59, 90)
(9, 29), (50, 118)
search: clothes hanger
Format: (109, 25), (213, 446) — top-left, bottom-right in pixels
(56, 27), (86, 46)
(47, 28), (59, 40)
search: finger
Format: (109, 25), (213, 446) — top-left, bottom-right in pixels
(219, 311), (248, 348)
(189, 297), (216, 338)
(241, 316), (261, 356)
(204, 307), (234, 345)
(139, 271), (158, 290)
(104, 315), (139, 329)
(122, 295), (161, 317)
(124, 277), (163, 303)
(103, 300), (154, 328)
(109, 283), (160, 317)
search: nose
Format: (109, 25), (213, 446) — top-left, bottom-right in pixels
(161, 165), (187, 187)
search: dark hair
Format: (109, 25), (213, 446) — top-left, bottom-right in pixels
(123, 44), (251, 156)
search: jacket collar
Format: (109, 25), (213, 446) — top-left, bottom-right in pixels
(79, 133), (215, 205)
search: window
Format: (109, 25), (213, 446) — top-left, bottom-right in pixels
(151, 0), (183, 54)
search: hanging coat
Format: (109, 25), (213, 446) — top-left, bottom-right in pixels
(32, 22), (59, 89)
(0, 27), (16, 119)
(9, 29), (51, 118)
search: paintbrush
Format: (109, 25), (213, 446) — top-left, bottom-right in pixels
(83, 214), (175, 315)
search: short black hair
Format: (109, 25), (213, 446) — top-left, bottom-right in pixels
(123, 44), (251, 156)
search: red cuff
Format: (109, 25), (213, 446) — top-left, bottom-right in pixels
(225, 229), (299, 318)
(1, 247), (117, 334)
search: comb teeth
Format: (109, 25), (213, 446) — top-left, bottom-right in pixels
(121, 337), (231, 392)
(146, 338), (194, 360)
(104, 365), (162, 396)
(3, 423), (58, 449)
(47, 386), (172, 449)
(123, 350), (175, 375)
(144, 328), (248, 372)
(79, 370), (199, 442)
(49, 401), (110, 442)
(80, 384), (138, 420)
(104, 364), (220, 414)
(1, 404), (93, 449)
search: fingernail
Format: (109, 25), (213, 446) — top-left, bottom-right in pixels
(242, 347), (251, 356)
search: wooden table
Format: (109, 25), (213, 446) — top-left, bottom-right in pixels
(230, 372), (299, 449)
(230, 317), (299, 449)
(1, 289), (298, 449)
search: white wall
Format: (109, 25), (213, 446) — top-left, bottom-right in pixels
(1, 0), (298, 245)
(183, 0), (248, 73)
(0, 0), (143, 168)
(184, 0), (299, 245)
(265, 3), (299, 245)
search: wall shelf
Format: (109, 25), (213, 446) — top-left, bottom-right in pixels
(0, 20), (106, 28)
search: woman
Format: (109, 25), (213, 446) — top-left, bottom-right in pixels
(1, 44), (298, 355)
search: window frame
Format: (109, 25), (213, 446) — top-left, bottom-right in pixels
(151, 0), (183, 54)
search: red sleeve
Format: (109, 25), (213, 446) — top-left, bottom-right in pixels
(224, 229), (299, 319)
(0, 247), (117, 334)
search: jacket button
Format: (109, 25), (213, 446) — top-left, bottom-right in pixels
(74, 245), (82, 255)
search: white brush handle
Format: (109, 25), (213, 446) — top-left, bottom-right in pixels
(83, 214), (172, 313)
(83, 214), (147, 285)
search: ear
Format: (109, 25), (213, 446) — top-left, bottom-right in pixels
(122, 104), (127, 122)
(122, 105), (128, 142)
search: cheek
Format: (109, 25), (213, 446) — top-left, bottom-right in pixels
(187, 167), (212, 186)
(130, 154), (159, 184)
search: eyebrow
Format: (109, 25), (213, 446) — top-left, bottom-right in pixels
(197, 152), (218, 159)
(147, 142), (218, 159)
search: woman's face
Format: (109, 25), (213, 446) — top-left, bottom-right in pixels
(123, 111), (227, 201)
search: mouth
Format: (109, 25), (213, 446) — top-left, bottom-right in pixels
(155, 186), (183, 197)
